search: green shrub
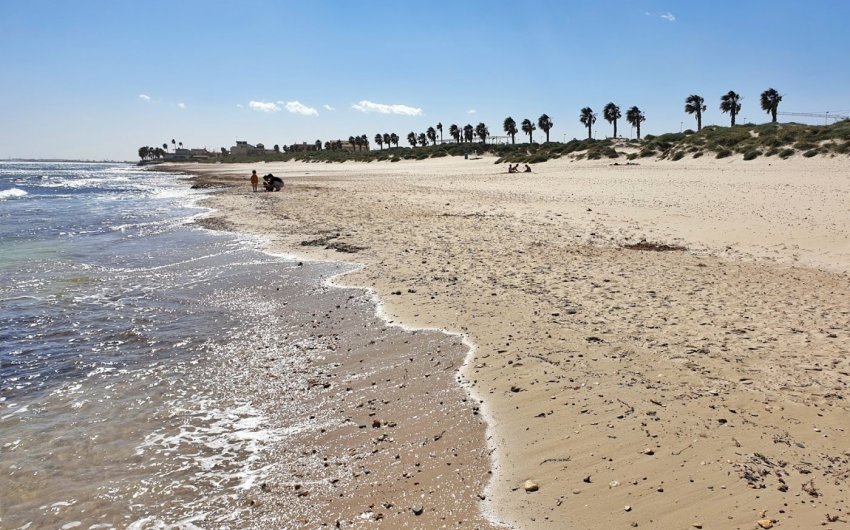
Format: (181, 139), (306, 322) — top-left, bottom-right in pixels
(671, 151), (685, 161)
(779, 148), (795, 159)
(765, 148), (780, 157)
(794, 141), (817, 151)
(639, 149), (656, 158)
(692, 151), (703, 159)
(743, 150), (761, 161)
(627, 153), (639, 160)
(803, 149), (820, 158)
(716, 149), (733, 159)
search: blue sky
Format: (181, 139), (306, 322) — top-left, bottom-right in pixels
(2, 1), (849, 160)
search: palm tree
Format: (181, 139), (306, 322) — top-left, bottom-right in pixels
(760, 88), (782, 123)
(449, 124), (460, 143)
(383, 133), (391, 148)
(625, 106), (646, 139)
(503, 117), (518, 144)
(521, 118), (536, 143)
(437, 122), (443, 143)
(684, 95), (707, 131)
(538, 114), (553, 142)
(315, 140), (322, 150)
(178, 142), (183, 150)
(361, 134), (369, 151)
(475, 122), (488, 143)
(138, 146), (149, 160)
(171, 139), (176, 151)
(417, 132), (428, 147)
(463, 124), (474, 143)
(390, 133), (399, 147)
(720, 91), (742, 126)
(407, 132), (416, 147)
(273, 144), (280, 152)
(579, 107), (596, 139)
(162, 142), (168, 152)
(602, 103), (621, 138)
(375, 134), (384, 149)
(427, 126), (437, 146)
(349, 136), (356, 151)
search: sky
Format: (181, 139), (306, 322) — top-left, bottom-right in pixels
(2, 0), (849, 161)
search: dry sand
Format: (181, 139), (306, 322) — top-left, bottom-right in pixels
(171, 155), (849, 529)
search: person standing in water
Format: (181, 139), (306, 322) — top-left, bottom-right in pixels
(250, 170), (259, 192)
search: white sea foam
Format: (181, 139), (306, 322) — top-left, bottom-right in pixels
(0, 188), (27, 200)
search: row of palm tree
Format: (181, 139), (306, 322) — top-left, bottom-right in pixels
(138, 146), (166, 160)
(686, 88), (782, 131)
(374, 133), (401, 149)
(347, 134), (370, 151)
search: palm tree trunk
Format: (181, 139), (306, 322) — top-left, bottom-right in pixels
(636, 123), (641, 140)
(587, 126), (592, 139)
(613, 121), (617, 138)
(772, 108), (777, 123)
(511, 133), (515, 145)
(697, 113), (702, 132)
(731, 112), (736, 127)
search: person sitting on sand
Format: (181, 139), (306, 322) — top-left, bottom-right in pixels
(250, 170), (259, 192)
(508, 164), (518, 173)
(263, 173), (284, 192)
(523, 164), (532, 173)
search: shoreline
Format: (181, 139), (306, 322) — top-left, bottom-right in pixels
(191, 181), (503, 527)
(168, 156), (849, 529)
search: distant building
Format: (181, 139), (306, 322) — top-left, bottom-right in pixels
(164, 147), (213, 161)
(289, 142), (319, 152)
(229, 141), (266, 156)
(330, 139), (369, 152)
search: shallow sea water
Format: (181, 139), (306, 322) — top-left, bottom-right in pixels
(0, 162), (450, 529)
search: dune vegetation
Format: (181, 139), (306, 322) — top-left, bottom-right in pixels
(213, 120), (850, 165)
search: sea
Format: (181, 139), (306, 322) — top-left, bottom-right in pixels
(0, 161), (411, 529)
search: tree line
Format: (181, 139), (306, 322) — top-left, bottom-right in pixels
(140, 89), (785, 159)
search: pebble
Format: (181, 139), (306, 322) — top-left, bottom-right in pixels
(624, 505), (632, 512)
(524, 480), (539, 492)
(757, 519), (774, 529)
(411, 504), (424, 516)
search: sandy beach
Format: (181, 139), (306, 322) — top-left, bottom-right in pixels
(172, 155), (849, 529)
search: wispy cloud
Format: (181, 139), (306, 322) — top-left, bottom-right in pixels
(352, 100), (423, 116)
(236, 103), (244, 109)
(467, 109), (477, 114)
(323, 104), (335, 111)
(139, 94), (151, 101)
(249, 100), (281, 112)
(660, 11), (676, 22)
(177, 102), (186, 109)
(280, 100), (319, 116)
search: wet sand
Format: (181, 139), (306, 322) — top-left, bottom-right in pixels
(174, 155), (849, 529)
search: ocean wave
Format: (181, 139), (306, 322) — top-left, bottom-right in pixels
(0, 188), (27, 200)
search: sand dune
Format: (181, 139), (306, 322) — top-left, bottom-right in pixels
(175, 155), (849, 529)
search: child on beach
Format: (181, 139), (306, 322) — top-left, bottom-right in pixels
(250, 170), (259, 192)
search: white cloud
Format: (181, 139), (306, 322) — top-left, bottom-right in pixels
(352, 100), (423, 116)
(139, 94), (151, 101)
(467, 109), (477, 114)
(236, 103), (244, 108)
(249, 100), (281, 112)
(660, 11), (675, 22)
(323, 104), (335, 111)
(177, 102), (186, 109)
(282, 100), (319, 116)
